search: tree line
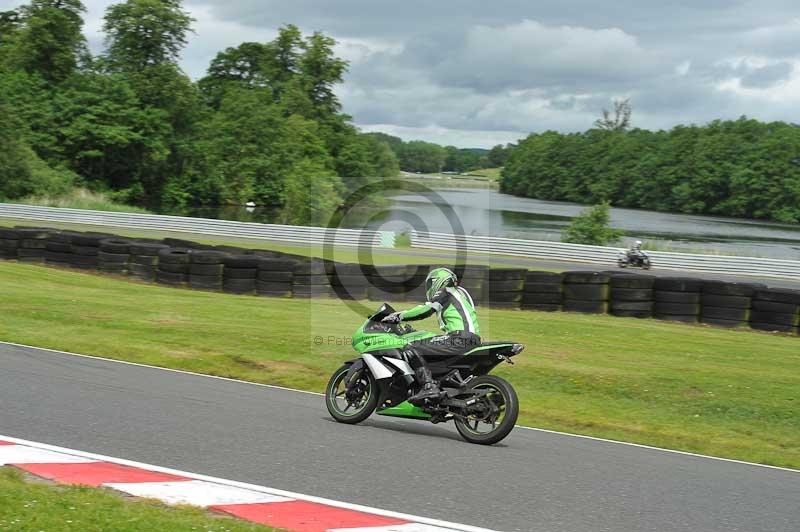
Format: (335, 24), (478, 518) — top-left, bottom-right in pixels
(367, 132), (513, 174)
(0, 0), (400, 225)
(501, 116), (800, 223)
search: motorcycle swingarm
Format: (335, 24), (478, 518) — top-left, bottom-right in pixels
(438, 387), (490, 410)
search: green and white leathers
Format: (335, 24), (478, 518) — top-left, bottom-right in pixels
(400, 268), (480, 335)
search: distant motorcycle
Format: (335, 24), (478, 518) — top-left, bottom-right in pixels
(618, 250), (651, 269)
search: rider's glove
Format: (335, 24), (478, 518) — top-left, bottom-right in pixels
(381, 312), (402, 324)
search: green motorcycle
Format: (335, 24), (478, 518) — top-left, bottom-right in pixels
(325, 303), (524, 445)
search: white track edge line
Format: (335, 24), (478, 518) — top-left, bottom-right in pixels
(0, 434), (497, 532)
(2, 340), (798, 474)
(0, 340), (322, 397)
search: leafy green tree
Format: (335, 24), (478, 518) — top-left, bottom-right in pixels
(335, 133), (400, 189)
(0, 69), (60, 161)
(272, 24), (304, 85)
(186, 87), (286, 205)
(7, 0), (87, 83)
(397, 140), (446, 173)
(365, 132), (404, 153)
(198, 42), (277, 108)
(0, 10), (22, 67)
(503, 114), (800, 223)
(100, 0), (202, 202)
(51, 72), (169, 190)
(102, 0), (193, 72)
(0, 103), (75, 199)
(487, 144), (510, 167)
(364, 135), (400, 177)
(0, 0), (385, 222)
(282, 158), (342, 226)
(299, 32), (347, 118)
(442, 146), (483, 173)
(0, 104), (34, 197)
(561, 203), (623, 245)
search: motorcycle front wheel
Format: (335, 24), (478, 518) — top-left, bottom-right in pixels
(455, 375), (519, 445)
(325, 364), (379, 424)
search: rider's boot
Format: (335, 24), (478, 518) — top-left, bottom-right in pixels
(408, 367), (443, 406)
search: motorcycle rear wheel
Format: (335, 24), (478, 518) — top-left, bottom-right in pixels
(455, 375), (519, 445)
(325, 364), (379, 424)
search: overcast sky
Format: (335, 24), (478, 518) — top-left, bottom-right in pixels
(3, 0), (800, 147)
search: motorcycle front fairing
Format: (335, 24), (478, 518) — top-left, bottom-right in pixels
(345, 304), (439, 418)
(352, 303), (436, 355)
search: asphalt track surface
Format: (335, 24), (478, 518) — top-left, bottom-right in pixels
(1, 343), (798, 532)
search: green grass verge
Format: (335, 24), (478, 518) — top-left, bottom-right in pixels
(0, 468), (279, 531)
(1, 262), (798, 469)
(10, 188), (151, 214)
(461, 167), (502, 180)
(400, 177), (497, 189)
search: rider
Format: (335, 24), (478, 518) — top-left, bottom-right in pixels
(382, 267), (481, 406)
(628, 240), (644, 259)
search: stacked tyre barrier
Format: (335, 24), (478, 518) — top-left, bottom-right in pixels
(521, 271), (563, 312)
(70, 232), (111, 270)
(157, 248), (191, 286)
(749, 289), (800, 334)
(17, 227), (52, 263)
(484, 268), (526, 308)
(2, 224), (799, 337)
(98, 238), (132, 275)
(189, 251), (226, 291)
(562, 271), (609, 314)
(45, 231), (78, 267)
(456, 265), (489, 303)
(257, 258), (294, 297)
(222, 253), (259, 295)
(700, 281), (764, 328)
(403, 265), (430, 302)
(292, 259), (329, 298)
(129, 242), (167, 281)
(330, 262), (370, 300)
(366, 265), (409, 302)
(0, 228), (20, 259)
(653, 277), (702, 323)
(609, 274), (655, 318)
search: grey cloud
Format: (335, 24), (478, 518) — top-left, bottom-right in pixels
(192, 0), (792, 43)
(738, 19), (800, 58)
(413, 20), (663, 93)
(740, 62), (794, 88)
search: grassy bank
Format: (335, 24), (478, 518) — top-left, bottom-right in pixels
(0, 468), (277, 531)
(461, 167), (502, 180)
(10, 188), (150, 214)
(0, 262), (798, 468)
(400, 177), (498, 189)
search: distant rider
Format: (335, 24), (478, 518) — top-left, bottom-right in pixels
(628, 240), (644, 260)
(382, 267), (481, 406)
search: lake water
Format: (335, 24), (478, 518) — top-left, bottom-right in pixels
(163, 188), (800, 259)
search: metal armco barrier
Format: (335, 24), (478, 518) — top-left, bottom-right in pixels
(411, 231), (800, 281)
(0, 204), (395, 248)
